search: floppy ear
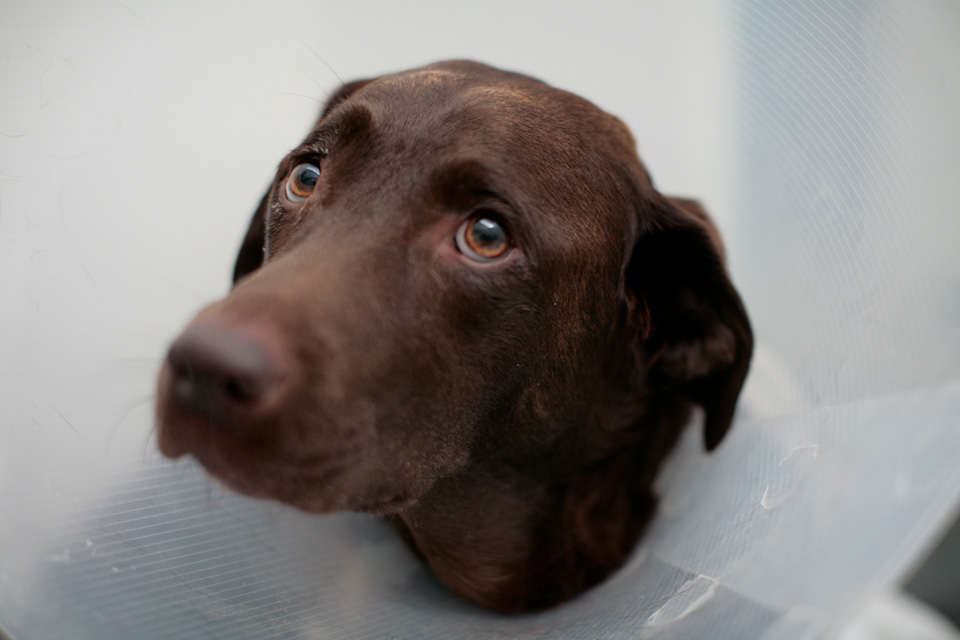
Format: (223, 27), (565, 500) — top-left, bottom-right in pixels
(231, 78), (375, 285)
(626, 195), (753, 450)
(232, 189), (270, 284)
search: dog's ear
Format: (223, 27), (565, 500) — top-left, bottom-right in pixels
(232, 78), (375, 285)
(232, 189), (270, 285)
(625, 195), (753, 450)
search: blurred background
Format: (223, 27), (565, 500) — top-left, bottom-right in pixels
(1, 1), (959, 639)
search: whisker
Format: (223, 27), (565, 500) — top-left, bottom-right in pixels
(295, 63), (332, 100)
(273, 92), (323, 105)
(141, 423), (157, 463)
(106, 393), (155, 453)
(289, 32), (343, 84)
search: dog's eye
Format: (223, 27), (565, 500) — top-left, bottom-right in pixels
(285, 163), (321, 202)
(456, 215), (510, 262)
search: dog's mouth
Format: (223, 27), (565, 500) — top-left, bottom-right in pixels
(159, 419), (422, 515)
(193, 449), (377, 514)
(210, 462), (419, 516)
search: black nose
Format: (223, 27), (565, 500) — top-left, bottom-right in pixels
(165, 322), (284, 423)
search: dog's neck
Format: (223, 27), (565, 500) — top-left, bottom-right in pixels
(392, 398), (689, 613)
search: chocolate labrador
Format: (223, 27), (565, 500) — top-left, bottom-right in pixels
(155, 60), (752, 613)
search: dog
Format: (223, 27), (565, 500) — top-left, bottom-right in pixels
(155, 60), (752, 613)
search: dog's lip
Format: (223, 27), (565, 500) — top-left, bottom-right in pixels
(354, 493), (419, 516)
(159, 421), (352, 480)
(156, 426), (189, 460)
(157, 395), (362, 472)
(185, 442), (421, 515)
(191, 444), (353, 481)
(192, 448), (351, 499)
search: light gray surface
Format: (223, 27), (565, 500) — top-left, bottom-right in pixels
(834, 591), (960, 640)
(1, 1), (959, 639)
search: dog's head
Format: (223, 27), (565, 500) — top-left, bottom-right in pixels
(156, 60), (751, 518)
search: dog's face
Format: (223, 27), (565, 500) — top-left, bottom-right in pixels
(156, 61), (751, 524)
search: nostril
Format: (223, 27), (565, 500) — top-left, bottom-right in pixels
(170, 364), (196, 403)
(224, 377), (256, 403)
(168, 355), (192, 386)
(168, 350), (200, 404)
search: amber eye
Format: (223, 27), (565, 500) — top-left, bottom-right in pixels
(284, 163), (321, 202)
(455, 215), (510, 262)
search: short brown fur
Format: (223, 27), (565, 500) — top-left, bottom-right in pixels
(156, 60), (752, 613)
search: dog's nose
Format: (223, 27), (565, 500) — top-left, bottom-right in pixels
(165, 321), (286, 424)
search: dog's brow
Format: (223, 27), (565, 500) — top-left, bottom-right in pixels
(431, 160), (499, 209)
(297, 105), (373, 156)
(296, 126), (336, 155)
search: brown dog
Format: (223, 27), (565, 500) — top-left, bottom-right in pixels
(155, 60), (752, 613)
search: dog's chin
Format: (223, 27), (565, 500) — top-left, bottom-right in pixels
(352, 493), (421, 516)
(191, 455), (423, 517)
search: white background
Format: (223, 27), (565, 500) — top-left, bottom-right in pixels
(1, 2), (959, 639)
